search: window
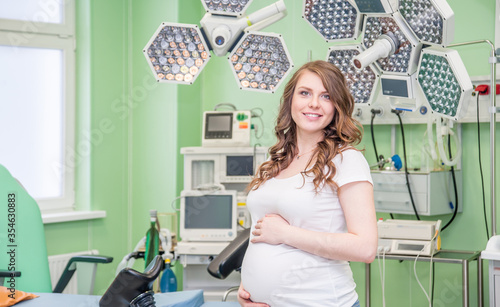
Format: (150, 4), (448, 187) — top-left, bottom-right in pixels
(0, 0), (76, 213)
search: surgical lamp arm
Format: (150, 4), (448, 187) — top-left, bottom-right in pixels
(353, 32), (399, 70)
(246, 0), (287, 32)
(200, 0), (287, 56)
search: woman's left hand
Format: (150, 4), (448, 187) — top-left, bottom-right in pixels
(251, 214), (290, 245)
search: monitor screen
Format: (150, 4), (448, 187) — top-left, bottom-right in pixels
(184, 194), (233, 229)
(381, 78), (410, 98)
(226, 155), (253, 176)
(180, 190), (237, 242)
(353, 0), (386, 13)
(206, 113), (232, 132)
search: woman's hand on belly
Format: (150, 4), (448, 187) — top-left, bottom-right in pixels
(238, 283), (270, 307)
(252, 214), (290, 245)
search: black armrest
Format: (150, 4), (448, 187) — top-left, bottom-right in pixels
(0, 270), (21, 287)
(207, 228), (250, 279)
(0, 270), (21, 278)
(99, 255), (163, 307)
(53, 255), (113, 293)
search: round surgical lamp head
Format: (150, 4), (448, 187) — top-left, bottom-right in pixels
(416, 47), (472, 120)
(361, 12), (422, 75)
(228, 31), (293, 93)
(302, 0), (362, 42)
(201, 0), (254, 17)
(327, 44), (380, 105)
(143, 23), (211, 84)
(399, 0), (454, 47)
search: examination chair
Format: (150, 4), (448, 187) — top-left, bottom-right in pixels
(0, 164), (113, 295)
(99, 255), (163, 307)
(207, 228), (250, 301)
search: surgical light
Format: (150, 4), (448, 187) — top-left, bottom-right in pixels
(358, 13), (421, 75)
(143, 23), (211, 84)
(327, 44), (380, 105)
(144, 0), (291, 93)
(228, 32), (293, 93)
(416, 47), (472, 120)
(398, 0), (454, 46)
(307, 0), (464, 114)
(201, 0), (253, 17)
(302, 0), (362, 42)
(200, 0), (287, 56)
(306, 0), (475, 224)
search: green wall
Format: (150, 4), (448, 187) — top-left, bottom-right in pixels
(42, 0), (496, 305)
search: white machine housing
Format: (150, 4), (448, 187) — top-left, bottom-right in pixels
(377, 219), (441, 256)
(378, 238), (438, 256)
(378, 219), (439, 240)
(179, 189), (238, 242)
(202, 110), (251, 147)
(372, 170), (462, 216)
(181, 146), (268, 192)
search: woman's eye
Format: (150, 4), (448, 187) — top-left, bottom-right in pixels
(322, 94), (330, 100)
(300, 91), (310, 96)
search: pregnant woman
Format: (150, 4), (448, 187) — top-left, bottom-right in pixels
(239, 60), (377, 307)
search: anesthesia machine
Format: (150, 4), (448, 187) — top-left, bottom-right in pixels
(176, 106), (267, 301)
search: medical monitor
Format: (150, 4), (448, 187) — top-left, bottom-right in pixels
(181, 146), (268, 192)
(381, 75), (414, 99)
(180, 190), (237, 242)
(205, 113), (232, 139)
(202, 111), (251, 147)
(226, 155), (253, 177)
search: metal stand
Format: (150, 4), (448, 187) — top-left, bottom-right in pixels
(365, 250), (482, 307)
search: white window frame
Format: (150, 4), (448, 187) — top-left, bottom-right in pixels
(0, 0), (76, 213)
(0, 0), (75, 36)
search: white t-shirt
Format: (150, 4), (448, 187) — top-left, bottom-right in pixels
(241, 149), (372, 307)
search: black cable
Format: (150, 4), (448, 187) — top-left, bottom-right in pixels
(393, 110), (420, 220)
(475, 94), (489, 239)
(371, 111), (379, 163)
(431, 262), (435, 306)
(441, 132), (458, 232)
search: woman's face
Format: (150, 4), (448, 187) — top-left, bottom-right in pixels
(291, 70), (334, 138)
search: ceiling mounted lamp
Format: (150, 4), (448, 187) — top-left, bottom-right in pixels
(302, 0), (362, 42)
(199, 0), (287, 57)
(306, 0), (471, 114)
(228, 31), (293, 93)
(417, 47), (472, 121)
(201, 0), (254, 17)
(143, 23), (211, 85)
(353, 12), (423, 111)
(398, 0), (454, 47)
(327, 44), (380, 105)
(143, 0), (293, 93)
(355, 13), (422, 75)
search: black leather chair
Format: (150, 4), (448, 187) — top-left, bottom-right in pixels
(99, 255), (163, 307)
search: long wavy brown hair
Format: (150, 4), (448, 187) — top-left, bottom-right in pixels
(248, 60), (363, 193)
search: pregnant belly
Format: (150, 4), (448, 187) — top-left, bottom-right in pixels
(240, 242), (337, 306)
